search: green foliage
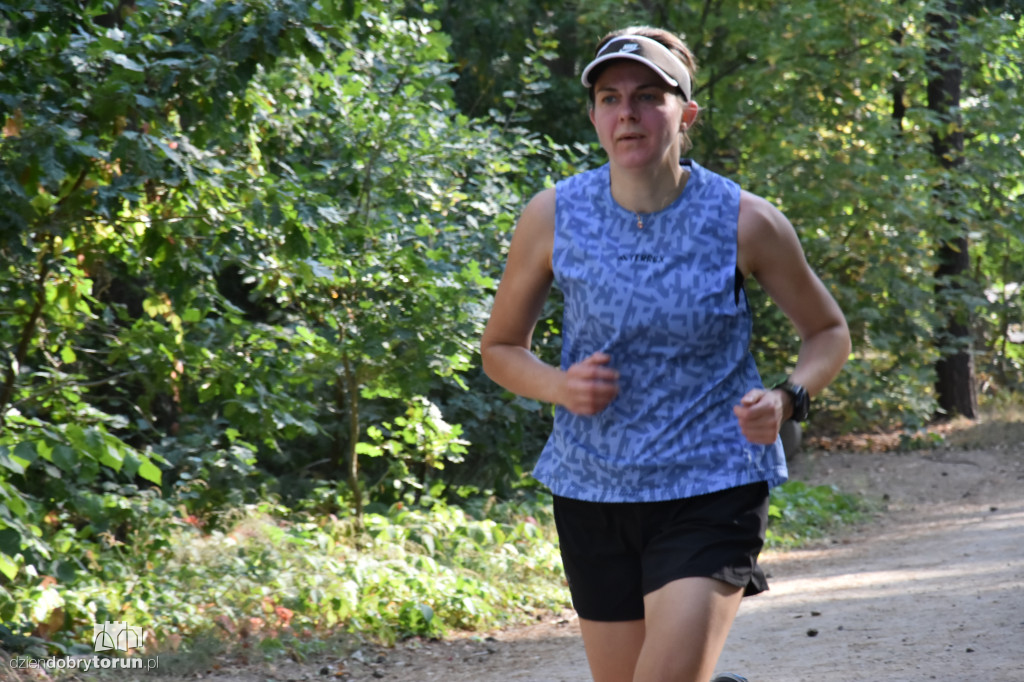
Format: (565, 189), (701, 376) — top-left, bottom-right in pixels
(234, 10), (539, 517)
(959, 9), (1024, 393)
(0, 497), (567, 651)
(0, 0), (360, 595)
(0, 0), (1022, 653)
(402, 0), (579, 141)
(767, 481), (866, 548)
(0, 0), (539, 538)
(422, 0), (1024, 429)
(0, 0), (571, 646)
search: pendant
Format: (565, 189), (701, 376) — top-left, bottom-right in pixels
(635, 213), (644, 229)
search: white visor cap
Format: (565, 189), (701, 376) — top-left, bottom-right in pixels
(581, 34), (692, 101)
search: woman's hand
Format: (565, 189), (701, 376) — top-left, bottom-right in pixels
(560, 352), (620, 415)
(733, 388), (788, 445)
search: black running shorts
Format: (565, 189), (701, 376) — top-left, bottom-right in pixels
(552, 482), (770, 622)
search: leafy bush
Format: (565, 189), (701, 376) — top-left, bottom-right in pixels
(0, 496), (568, 654)
(766, 481), (866, 549)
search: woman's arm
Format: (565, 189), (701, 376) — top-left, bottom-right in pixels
(733, 190), (852, 444)
(480, 189), (619, 415)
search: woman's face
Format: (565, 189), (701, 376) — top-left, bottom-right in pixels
(589, 60), (691, 171)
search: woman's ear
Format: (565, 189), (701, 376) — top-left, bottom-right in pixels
(681, 100), (700, 130)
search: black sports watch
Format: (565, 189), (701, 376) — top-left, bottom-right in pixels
(774, 379), (810, 422)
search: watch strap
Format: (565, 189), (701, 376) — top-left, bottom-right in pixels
(773, 379), (810, 422)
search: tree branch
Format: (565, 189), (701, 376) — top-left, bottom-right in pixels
(0, 234), (56, 436)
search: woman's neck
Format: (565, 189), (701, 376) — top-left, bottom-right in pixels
(609, 159), (690, 214)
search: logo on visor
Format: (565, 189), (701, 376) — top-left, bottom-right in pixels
(621, 42), (640, 53)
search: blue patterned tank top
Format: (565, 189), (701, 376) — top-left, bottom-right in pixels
(532, 160), (787, 502)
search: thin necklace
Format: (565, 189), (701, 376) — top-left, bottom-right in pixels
(629, 169), (690, 230)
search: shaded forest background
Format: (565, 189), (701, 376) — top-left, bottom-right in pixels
(0, 0), (1022, 651)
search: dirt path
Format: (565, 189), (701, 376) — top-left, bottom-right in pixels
(335, 435), (1024, 682)
(716, 443), (1024, 681)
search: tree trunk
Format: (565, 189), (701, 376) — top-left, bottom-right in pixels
(927, 0), (977, 420)
(891, 2), (907, 135)
(340, 357), (364, 526)
(338, 312), (364, 526)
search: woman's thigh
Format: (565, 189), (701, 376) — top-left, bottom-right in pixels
(633, 576), (744, 682)
(577, 618), (646, 682)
